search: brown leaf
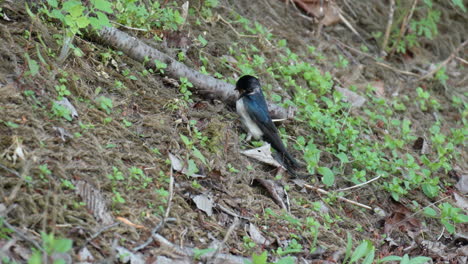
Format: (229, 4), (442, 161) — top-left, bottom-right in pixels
(292, 0), (341, 26)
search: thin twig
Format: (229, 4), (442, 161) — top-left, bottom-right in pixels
(418, 39), (468, 81)
(80, 222), (119, 249)
(133, 162), (175, 251)
(217, 15), (257, 38)
(334, 37), (420, 77)
(381, 0), (395, 56)
(337, 175), (382, 192)
(208, 218), (239, 264)
(375, 61), (420, 77)
(2, 219), (44, 252)
(389, 0), (419, 56)
(0, 163), (21, 178)
(304, 184), (373, 210)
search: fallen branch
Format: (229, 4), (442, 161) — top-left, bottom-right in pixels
(93, 27), (288, 119)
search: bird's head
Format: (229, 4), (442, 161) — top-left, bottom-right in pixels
(235, 75), (261, 94)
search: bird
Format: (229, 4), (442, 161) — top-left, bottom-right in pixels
(235, 75), (299, 172)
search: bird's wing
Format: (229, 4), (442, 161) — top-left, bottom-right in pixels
(243, 93), (279, 134)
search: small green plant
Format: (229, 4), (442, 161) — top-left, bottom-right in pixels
(424, 202), (468, 234)
(28, 232), (73, 264)
(193, 248), (215, 260)
(96, 95), (113, 114)
(0, 218), (13, 239)
(51, 102), (72, 121)
(379, 254), (431, 264)
(179, 77), (194, 102)
(154, 59), (168, 73)
(242, 236), (256, 251)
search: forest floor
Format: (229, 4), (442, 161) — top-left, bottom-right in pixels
(0, 0), (467, 263)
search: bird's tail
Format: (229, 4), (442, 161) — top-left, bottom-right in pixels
(268, 137), (300, 170)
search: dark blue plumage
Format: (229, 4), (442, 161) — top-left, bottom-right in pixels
(235, 75), (299, 171)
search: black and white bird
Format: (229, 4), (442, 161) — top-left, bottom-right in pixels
(235, 75), (299, 172)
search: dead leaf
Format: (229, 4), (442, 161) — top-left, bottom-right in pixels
(384, 202), (421, 234)
(53, 126), (73, 142)
(335, 86), (366, 107)
(413, 137), (430, 155)
(116, 217), (145, 229)
(455, 174), (468, 194)
(115, 246), (145, 264)
(453, 192), (468, 211)
(152, 256), (191, 264)
(169, 153), (205, 178)
(249, 223), (271, 246)
(253, 178), (288, 210)
(240, 144), (282, 168)
(74, 180), (114, 225)
(77, 246), (95, 263)
(192, 194), (213, 216)
(292, 0), (341, 26)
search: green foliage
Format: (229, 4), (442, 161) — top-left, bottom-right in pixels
(51, 102), (72, 121)
(424, 203), (468, 234)
(114, 1), (184, 30)
(96, 95), (113, 114)
(193, 248), (215, 260)
(379, 254), (431, 264)
(29, 232), (73, 264)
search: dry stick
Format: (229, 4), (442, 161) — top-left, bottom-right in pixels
(80, 222), (120, 249)
(381, 0), (395, 57)
(95, 27), (288, 119)
(304, 184), (373, 210)
(389, 0), (419, 56)
(0, 163), (20, 178)
(208, 218), (239, 264)
(334, 38), (420, 77)
(418, 39), (468, 81)
(2, 219), (44, 253)
(133, 164), (175, 251)
(337, 175), (381, 192)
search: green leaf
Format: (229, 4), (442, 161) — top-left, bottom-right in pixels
(251, 251), (267, 264)
(198, 35), (208, 46)
(76, 16), (90, 28)
(24, 53), (39, 76)
(68, 4), (85, 18)
(451, 0), (467, 12)
(53, 238), (72, 253)
(336, 152), (349, 163)
(318, 166), (335, 187)
(423, 207), (437, 217)
(91, 0), (114, 13)
(408, 256), (432, 264)
(193, 248), (215, 260)
(350, 240), (373, 263)
(380, 255), (402, 262)
(192, 147), (207, 165)
(276, 256), (295, 264)
(186, 159), (199, 177)
(47, 0), (58, 8)
(441, 219), (455, 234)
(27, 250), (42, 264)
(454, 214), (468, 223)
(180, 134), (191, 147)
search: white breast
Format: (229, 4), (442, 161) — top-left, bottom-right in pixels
(236, 99), (263, 139)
